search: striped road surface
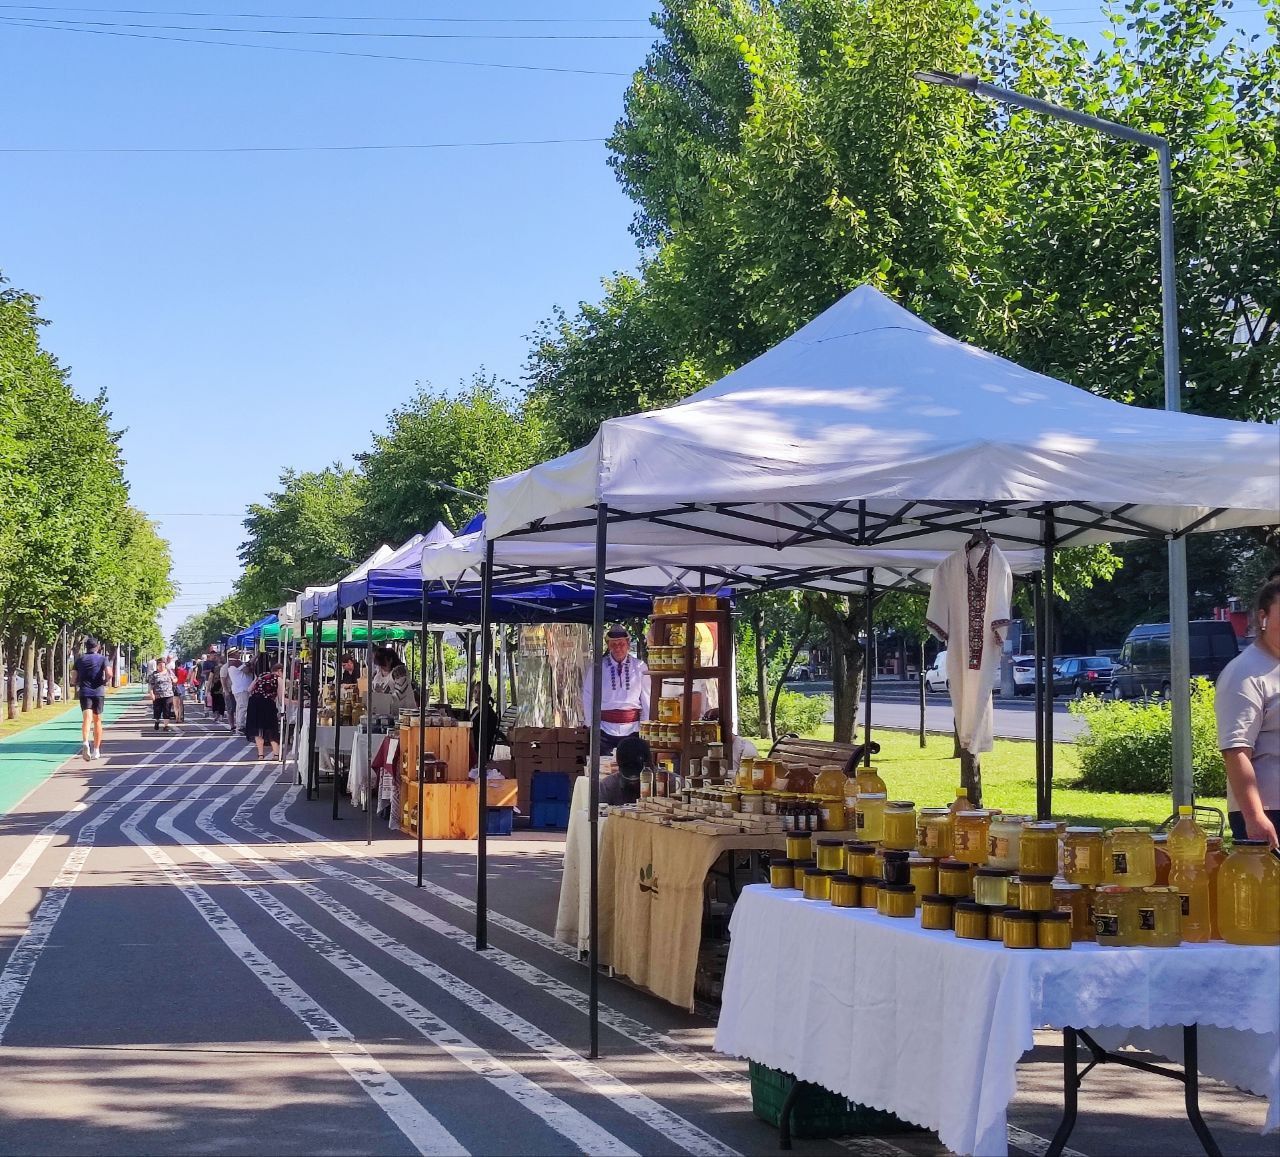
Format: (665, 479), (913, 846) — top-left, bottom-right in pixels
(0, 699), (1272, 1155)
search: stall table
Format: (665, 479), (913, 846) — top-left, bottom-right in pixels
(715, 885), (1280, 1157)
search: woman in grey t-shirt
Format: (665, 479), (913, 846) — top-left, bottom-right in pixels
(1216, 573), (1280, 847)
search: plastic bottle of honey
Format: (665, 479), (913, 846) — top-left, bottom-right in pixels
(1166, 805), (1210, 942)
(949, 786), (976, 813)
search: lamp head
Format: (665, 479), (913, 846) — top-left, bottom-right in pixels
(913, 69), (980, 93)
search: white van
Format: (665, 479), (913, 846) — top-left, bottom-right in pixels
(925, 651), (948, 693)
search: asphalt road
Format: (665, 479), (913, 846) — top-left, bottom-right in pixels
(785, 680), (1088, 742)
(0, 699), (1272, 1156)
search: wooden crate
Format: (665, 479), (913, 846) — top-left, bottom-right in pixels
(403, 781), (519, 840)
(399, 723), (472, 783)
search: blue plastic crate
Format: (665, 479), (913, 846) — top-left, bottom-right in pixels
(529, 799), (570, 830)
(486, 807), (514, 836)
(531, 771), (571, 803)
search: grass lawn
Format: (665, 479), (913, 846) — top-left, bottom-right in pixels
(744, 727), (1226, 830)
(0, 697), (75, 739)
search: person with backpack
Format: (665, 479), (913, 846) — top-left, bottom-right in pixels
(69, 636), (112, 761)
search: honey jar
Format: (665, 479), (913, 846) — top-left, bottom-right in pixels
(953, 901), (988, 940)
(1093, 885), (1134, 945)
(1019, 822), (1060, 876)
(829, 874), (860, 908)
(845, 842), (878, 878)
(986, 907), (1009, 941)
(882, 801), (918, 850)
(1133, 886), (1182, 947)
(1106, 827), (1157, 888)
(1038, 911), (1073, 950)
(987, 814), (1030, 870)
(813, 764), (847, 800)
(916, 808), (955, 858)
(920, 893), (957, 931)
(1152, 834), (1171, 886)
(854, 792), (887, 842)
(857, 877), (881, 908)
(769, 858), (796, 889)
(1063, 826), (1106, 885)
(815, 838), (845, 872)
(802, 868), (833, 902)
(953, 809), (993, 865)
(786, 834), (812, 861)
(740, 790), (763, 815)
(695, 594), (719, 611)
(876, 883), (916, 918)
(972, 867), (1012, 908)
(736, 757), (755, 791)
(881, 849), (911, 886)
(669, 595), (690, 615)
(1002, 910), (1040, 949)
(668, 622), (687, 647)
(1051, 880), (1094, 941)
(908, 856), (938, 903)
(819, 797), (847, 832)
(937, 859), (973, 898)
(1017, 874), (1054, 913)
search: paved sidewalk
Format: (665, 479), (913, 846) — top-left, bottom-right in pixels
(0, 686), (141, 815)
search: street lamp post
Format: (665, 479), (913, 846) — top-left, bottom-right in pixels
(914, 70), (1194, 808)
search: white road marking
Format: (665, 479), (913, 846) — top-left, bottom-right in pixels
(189, 792), (740, 1157)
(121, 796), (466, 1157)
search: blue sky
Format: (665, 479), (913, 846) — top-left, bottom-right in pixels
(0, 2), (1268, 643)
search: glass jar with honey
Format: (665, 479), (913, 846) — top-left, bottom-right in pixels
(881, 849), (911, 886)
(937, 859), (972, 898)
(813, 763), (847, 800)
(882, 801), (917, 850)
(973, 867), (1011, 908)
(1092, 885), (1134, 945)
(953, 901), (988, 940)
(1037, 911), (1073, 950)
(802, 868), (833, 902)
(908, 856), (938, 902)
(769, 858), (796, 889)
(1133, 886), (1182, 947)
(854, 792), (887, 842)
(855, 764), (887, 796)
(1017, 874), (1054, 913)
(916, 808), (955, 859)
(920, 893), (957, 931)
(1217, 840), (1280, 946)
(1152, 834), (1171, 886)
(1105, 827), (1157, 888)
(987, 813), (1031, 870)
(1018, 822), (1060, 876)
(1051, 880), (1094, 941)
(845, 841), (878, 878)
(856, 877), (881, 908)
(877, 883), (915, 918)
(1063, 826), (1106, 886)
(785, 833), (812, 861)
(829, 874), (860, 908)
(815, 838), (845, 872)
(1002, 910), (1040, 949)
(819, 797), (847, 832)
(1206, 835), (1227, 939)
(953, 809), (993, 865)
(986, 907), (1009, 941)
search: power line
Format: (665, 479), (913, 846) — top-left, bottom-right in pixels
(0, 136), (608, 154)
(0, 4), (653, 20)
(0, 17), (635, 75)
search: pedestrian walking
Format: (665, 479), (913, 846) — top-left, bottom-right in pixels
(172, 658), (188, 723)
(147, 657), (177, 732)
(69, 636), (112, 760)
(229, 652), (257, 738)
(220, 651), (238, 733)
(245, 660), (282, 761)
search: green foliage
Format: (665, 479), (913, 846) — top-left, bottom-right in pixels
(1069, 677), (1225, 796)
(739, 689), (831, 738)
(170, 593), (255, 658)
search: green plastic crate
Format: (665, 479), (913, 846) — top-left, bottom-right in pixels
(749, 1061), (923, 1139)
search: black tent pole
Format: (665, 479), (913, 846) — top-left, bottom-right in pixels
(332, 614), (345, 821)
(306, 619), (321, 800)
(366, 599), (375, 846)
(1043, 511), (1057, 819)
(863, 569), (874, 763)
(1033, 573), (1045, 819)
(474, 540), (495, 951)
(588, 503), (607, 1059)
(417, 584), (429, 888)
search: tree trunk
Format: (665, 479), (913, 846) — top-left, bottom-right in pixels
(771, 607), (813, 739)
(46, 641), (57, 705)
(960, 750), (983, 807)
(1, 636), (12, 721)
(21, 637), (36, 712)
(752, 607), (771, 740)
(812, 597), (867, 744)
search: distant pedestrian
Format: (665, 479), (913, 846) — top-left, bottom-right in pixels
(246, 660), (282, 761)
(70, 636), (112, 761)
(220, 651), (238, 733)
(147, 657), (177, 732)
(228, 652), (257, 739)
(173, 659), (189, 723)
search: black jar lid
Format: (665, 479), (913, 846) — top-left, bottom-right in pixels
(856, 875), (881, 888)
(939, 859), (970, 871)
(844, 840), (875, 852)
(830, 873), (857, 885)
(803, 867), (827, 878)
(816, 837), (844, 847)
(975, 867), (1012, 877)
(771, 858), (794, 868)
(793, 859), (817, 871)
(1004, 910), (1039, 923)
(879, 883), (915, 894)
(882, 849), (911, 863)
(1017, 873), (1054, 884)
(1039, 910), (1072, 922)
(921, 893), (958, 906)
(953, 900), (985, 914)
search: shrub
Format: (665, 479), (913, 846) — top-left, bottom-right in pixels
(1070, 678), (1224, 797)
(738, 690), (831, 739)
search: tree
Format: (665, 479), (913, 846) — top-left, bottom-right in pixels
(170, 593), (254, 658)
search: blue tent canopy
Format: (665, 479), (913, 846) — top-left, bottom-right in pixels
(227, 613), (277, 648)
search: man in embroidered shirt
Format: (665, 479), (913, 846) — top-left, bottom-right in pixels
(582, 625), (650, 756)
(925, 540), (1012, 754)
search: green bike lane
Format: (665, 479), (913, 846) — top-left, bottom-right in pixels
(0, 686), (143, 815)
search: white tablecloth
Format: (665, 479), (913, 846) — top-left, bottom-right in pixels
(715, 885), (1280, 1157)
(554, 775), (609, 953)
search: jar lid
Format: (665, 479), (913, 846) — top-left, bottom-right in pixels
(974, 867), (1012, 877)
(803, 867), (826, 877)
(818, 764), (844, 772)
(1005, 910), (1039, 923)
(830, 873), (856, 884)
(1064, 825), (1103, 834)
(858, 792), (887, 801)
(882, 849), (910, 862)
(1022, 821), (1059, 832)
(793, 859), (817, 870)
(1039, 910), (1072, 922)
(907, 855), (932, 866)
(1109, 826), (1147, 834)
(856, 876), (881, 888)
(939, 859), (970, 871)
(922, 893), (958, 906)
(816, 838), (844, 847)
(1095, 884), (1131, 893)
(771, 858), (794, 867)
(995, 814), (1033, 824)
(844, 841), (875, 852)
(887, 800), (916, 809)
(879, 883), (915, 894)
(820, 795), (841, 803)
(1144, 885), (1177, 894)
(1052, 881), (1083, 892)
(1232, 838), (1268, 846)
(919, 807), (951, 817)
(1018, 873), (1054, 883)
(962, 809), (993, 818)
(954, 900), (985, 914)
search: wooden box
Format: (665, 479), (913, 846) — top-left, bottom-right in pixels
(399, 723), (472, 783)
(403, 781), (521, 840)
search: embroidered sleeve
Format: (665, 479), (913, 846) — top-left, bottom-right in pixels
(925, 558), (951, 642)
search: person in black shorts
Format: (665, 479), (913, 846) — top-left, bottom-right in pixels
(70, 636), (112, 761)
(147, 657), (178, 732)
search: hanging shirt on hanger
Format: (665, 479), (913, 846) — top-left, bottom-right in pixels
(925, 540), (1013, 754)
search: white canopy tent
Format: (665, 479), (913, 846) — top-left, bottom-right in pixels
(299, 544), (396, 621)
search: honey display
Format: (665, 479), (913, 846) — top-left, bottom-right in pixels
(1051, 880), (1094, 942)
(854, 792), (887, 842)
(882, 801), (917, 850)
(973, 868), (1011, 908)
(1062, 826), (1106, 885)
(1002, 910), (1039, 949)
(830, 874), (860, 908)
(770, 858), (796, 889)
(881, 850), (910, 886)
(786, 833), (812, 861)
(953, 809), (993, 865)
(1217, 840), (1280, 946)
(819, 797), (847, 832)
(736, 757), (755, 790)
(1019, 822), (1060, 876)
(916, 808), (955, 859)
(845, 842), (878, 878)
(908, 856), (938, 903)
(953, 901), (988, 940)
(1166, 806), (1211, 942)
(802, 868), (833, 902)
(949, 786), (977, 813)
(920, 894), (957, 931)
(1205, 836), (1227, 939)
(855, 764), (887, 796)
(985, 907), (1008, 941)
(1093, 885), (1134, 945)
(877, 883), (915, 919)
(1017, 874), (1054, 913)
(856, 877), (881, 908)
(1038, 911), (1073, 950)
(1106, 827), (1157, 887)
(987, 814), (1029, 871)
(937, 859), (972, 898)
(813, 763), (847, 800)
(815, 838), (845, 872)
(1133, 886), (1182, 947)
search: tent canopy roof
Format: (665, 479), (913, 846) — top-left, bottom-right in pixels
(486, 285), (1278, 552)
(300, 544), (396, 620)
(336, 521), (453, 611)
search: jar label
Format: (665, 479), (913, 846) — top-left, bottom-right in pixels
(920, 825), (943, 848)
(1180, 893), (1191, 916)
(989, 835), (1010, 858)
(1112, 851), (1129, 875)
(955, 830), (976, 854)
(856, 812), (866, 830)
(1095, 913), (1119, 937)
(1138, 906), (1156, 931)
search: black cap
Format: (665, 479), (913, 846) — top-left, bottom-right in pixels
(606, 625), (629, 639)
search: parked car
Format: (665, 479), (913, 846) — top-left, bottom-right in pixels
(1011, 655), (1049, 696)
(1051, 656), (1114, 698)
(1110, 620), (1239, 700)
(925, 650), (948, 693)
(786, 663), (813, 681)
(4, 673), (63, 702)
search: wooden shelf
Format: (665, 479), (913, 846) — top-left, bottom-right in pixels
(648, 667), (722, 679)
(648, 611), (727, 623)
